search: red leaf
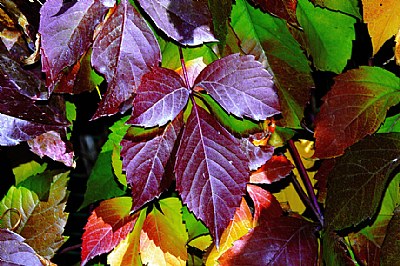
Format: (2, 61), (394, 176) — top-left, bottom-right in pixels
(250, 155), (294, 184)
(195, 54), (280, 121)
(219, 217), (318, 265)
(91, 0), (161, 119)
(121, 114), (183, 213)
(314, 158), (336, 204)
(136, 0), (217, 46)
(250, 0), (298, 24)
(81, 197), (137, 265)
(128, 67), (189, 127)
(175, 104), (249, 247)
(348, 233), (380, 265)
(240, 137), (274, 171)
(39, 0), (109, 92)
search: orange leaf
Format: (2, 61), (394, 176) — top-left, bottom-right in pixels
(395, 28), (400, 66)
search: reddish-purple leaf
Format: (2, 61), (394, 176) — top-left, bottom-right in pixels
(250, 0), (298, 24)
(81, 197), (137, 266)
(247, 184), (282, 226)
(39, 0), (110, 92)
(314, 158), (336, 204)
(348, 233), (380, 265)
(136, 0), (217, 46)
(91, 0), (161, 119)
(219, 217), (318, 265)
(195, 54), (280, 121)
(175, 104), (249, 247)
(128, 67), (189, 127)
(380, 207), (400, 265)
(121, 115), (183, 213)
(250, 155), (294, 184)
(239, 138), (274, 171)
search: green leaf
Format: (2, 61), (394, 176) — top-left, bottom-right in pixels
(312, 0), (361, 18)
(297, 0), (356, 73)
(17, 171), (56, 201)
(378, 114), (400, 133)
(12, 161), (47, 185)
(231, 0), (314, 128)
(380, 207), (400, 265)
(207, 0), (232, 50)
(182, 205), (209, 242)
(322, 231), (355, 265)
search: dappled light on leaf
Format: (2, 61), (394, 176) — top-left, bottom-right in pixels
(250, 155), (294, 184)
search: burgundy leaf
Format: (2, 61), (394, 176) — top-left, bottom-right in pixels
(219, 217), (318, 265)
(0, 229), (42, 266)
(91, 0), (161, 119)
(250, 0), (298, 24)
(174, 104), (249, 247)
(250, 155), (294, 184)
(136, 0), (217, 46)
(121, 114), (183, 213)
(240, 137), (274, 171)
(314, 158), (336, 204)
(348, 233), (380, 265)
(128, 67), (189, 127)
(39, 0), (110, 92)
(247, 184), (282, 226)
(195, 54), (280, 120)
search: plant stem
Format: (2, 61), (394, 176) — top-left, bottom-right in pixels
(288, 139), (324, 226)
(179, 47), (191, 90)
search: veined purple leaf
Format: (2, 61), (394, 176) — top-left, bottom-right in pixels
(91, 0), (161, 119)
(136, 0), (217, 46)
(128, 67), (189, 127)
(174, 104), (249, 247)
(195, 54), (280, 121)
(39, 0), (110, 92)
(121, 114), (183, 213)
(240, 137), (274, 171)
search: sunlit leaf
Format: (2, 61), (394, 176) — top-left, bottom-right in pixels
(12, 161), (47, 185)
(396, 29), (400, 65)
(250, 0), (298, 24)
(378, 114), (400, 133)
(181, 206), (209, 242)
(250, 155), (294, 184)
(312, 0), (361, 18)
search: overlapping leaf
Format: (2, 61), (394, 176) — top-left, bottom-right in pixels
(322, 232), (355, 265)
(136, 0), (217, 46)
(39, 0), (109, 91)
(207, 0), (232, 48)
(250, 0), (298, 24)
(312, 0), (361, 18)
(250, 155), (294, 184)
(348, 233), (380, 265)
(128, 67), (189, 127)
(121, 114), (183, 213)
(195, 54), (280, 121)
(380, 207), (400, 265)
(240, 137), (274, 171)
(314, 67), (400, 158)
(91, 0), (161, 118)
(81, 197), (137, 265)
(175, 104), (249, 247)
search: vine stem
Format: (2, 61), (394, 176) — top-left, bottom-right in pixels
(179, 47), (191, 90)
(288, 139), (324, 226)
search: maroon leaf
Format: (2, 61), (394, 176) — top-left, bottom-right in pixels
(348, 233), (380, 265)
(91, 0), (161, 119)
(247, 184), (282, 226)
(195, 54), (280, 121)
(136, 0), (217, 46)
(250, 155), (294, 184)
(380, 207), (400, 265)
(175, 104), (249, 247)
(0, 229), (42, 266)
(314, 158), (337, 204)
(121, 114), (183, 213)
(219, 216), (318, 265)
(39, 0), (110, 92)
(240, 137), (274, 171)
(251, 0), (298, 24)
(128, 67), (189, 127)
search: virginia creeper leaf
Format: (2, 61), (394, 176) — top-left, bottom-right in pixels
(396, 29), (400, 65)
(207, 0), (232, 49)
(91, 0), (161, 118)
(12, 161), (47, 185)
(297, 0), (356, 73)
(182, 205), (209, 243)
(240, 138), (274, 171)
(348, 232), (380, 265)
(128, 67), (189, 127)
(312, 0), (361, 18)
(121, 114), (183, 213)
(380, 207), (400, 265)
(39, 0), (109, 91)
(0, 229), (42, 266)
(250, 155), (294, 184)
(175, 104), (249, 247)
(378, 114), (400, 133)
(322, 232), (355, 266)
(250, 0), (298, 24)
(81, 197), (137, 265)
(139, 198), (188, 266)
(325, 133), (400, 230)
(314, 66), (400, 158)
(362, 0), (400, 55)
(136, 0), (217, 46)
(176, 57), (207, 88)
(195, 54), (280, 121)
(219, 216), (318, 265)
(17, 170), (56, 201)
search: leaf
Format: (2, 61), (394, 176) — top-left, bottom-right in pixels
(91, 0), (161, 119)
(207, 0), (232, 49)
(324, 133), (400, 230)
(363, 0), (400, 55)
(139, 198), (188, 265)
(314, 158), (336, 204)
(182, 206), (209, 242)
(121, 114), (183, 213)
(128, 67), (189, 127)
(136, 0), (217, 46)
(348, 233), (380, 265)
(322, 231), (355, 266)
(380, 207), (400, 265)
(195, 54), (280, 121)
(314, 67), (400, 158)
(297, 0), (356, 73)
(396, 29), (400, 65)
(231, 0), (313, 127)
(175, 103), (249, 247)
(250, 155), (294, 184)
(205, 198), (254, 266)
(240, 137), (274, 171)
(312, 0), (361, 18)
(81, 197), (137, 266)
(219, 216), (318, 265)
(0, 229), (42, 266)
(250, 0), (298, 24)
(39, 0), (109, 91)
(12, 161), (47, 185)
(378, 114), (400, 133)
(17, 171), (55, 201)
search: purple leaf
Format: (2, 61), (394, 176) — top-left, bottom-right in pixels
(174, 104), (249, 247)
(195, 54), (280, 121)
(240, 137), (274, 171)
(0, 229), (42, 266)
(91, 0), (161, 119)
(39, 0), (110, 92)
(136, 0), (217, 46)
(128, 67), (189, 127)
(121, 114), (183, 212)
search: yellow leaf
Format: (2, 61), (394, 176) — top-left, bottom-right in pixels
(395, 28), (400, 65)
(363, 0), (400, 55)
(188, 235), (213, 251)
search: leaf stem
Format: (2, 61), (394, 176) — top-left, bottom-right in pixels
(288, 139), (324, 226)
(179, 47), (191, 90)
